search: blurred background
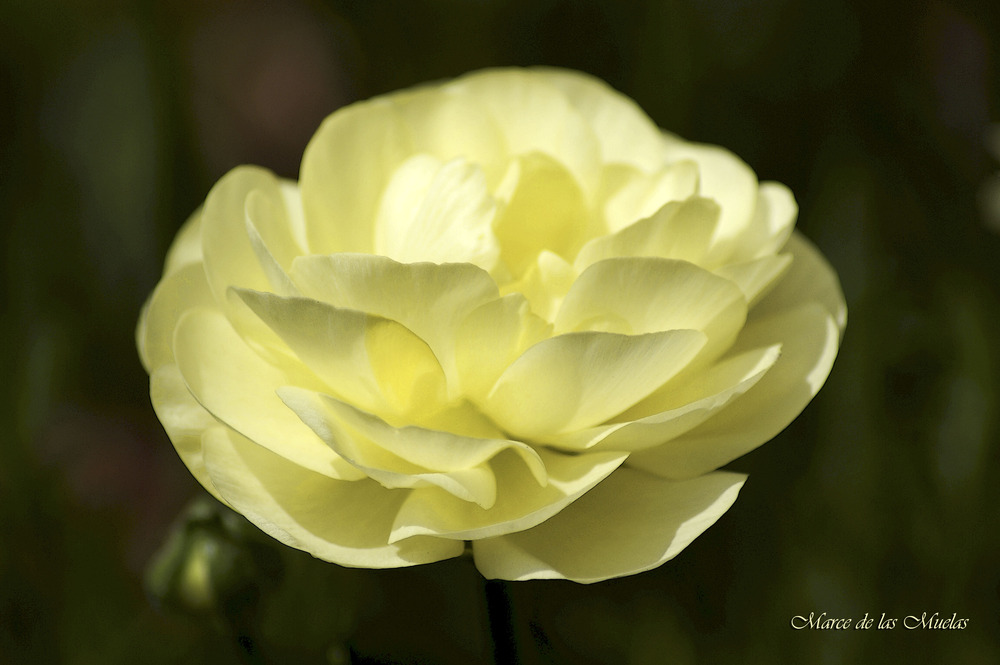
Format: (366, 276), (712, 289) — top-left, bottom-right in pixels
(2, 0), (1000, 663)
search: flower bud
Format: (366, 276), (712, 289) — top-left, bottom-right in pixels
(145, 497), (282, 619)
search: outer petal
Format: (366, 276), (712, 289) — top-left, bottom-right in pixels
(299, 99), (414, 254)
(544, 343), (782, 451)
(162, 208), (204, 277)
(172, 308), (364, 480)
(472, 468), (746, 583)
(137, 261), (215, 373)
(754, 231), (848, 331)
(622, 230), (845, 455)
(199, 166), (307, 360)
(729, 181), (797, 262)
(149, 365), (223, 501)
(662, 134), (758, 262)
(202, 427), (464, 568)
(534, 67), (667, 171)
(201, 165), (299, 300)
(627, 305), (839, 479)
(713, 254), (793, 308)
(446, 69), (602, 198)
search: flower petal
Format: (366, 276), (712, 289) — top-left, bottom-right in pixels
(713, 253), (793, 308)
(493, 152), (592, 275)
(754, 231), (847, 331)
(172, 308), (364, 480)
(137, 262), (215, 372)
(627, 231), (845, 478)
(555, 257), (748, 365)
(243, 187), (303, 296)
(390, 448), (627, 542)
(627, 304), (839, 479)
(280, 387), (546, 509)
(544, 343), (782, 451)
(281, 388), (538, 473)
(662, 135), (758, 262)
(198, 165), (309, 359)
(162, 208), (204, 277)
(447, 69), (602, 198)
(374, 155), (499, 270)
(201, 165), (297, 299)
(289, 254), (499, 389)
(484, 329), (707, 438)
(731, 181), (797, 262)
(455, 293), (552, 403)
(535, 67), (667, 171)
(575, 196), (720, 270)
(244, 181), (306, 271)
(202, 427), (463, 568)
(499, 250), (576, 322)
(602, 161), (701, 233)
(299, 99), (414, 254)
(393, 85), (508, 187)
(149, 365), (223, 501)
(235, 289), (448, 421)
(472, 468), (745, 583)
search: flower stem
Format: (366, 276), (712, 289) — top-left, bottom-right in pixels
(484, 578), (519, 665)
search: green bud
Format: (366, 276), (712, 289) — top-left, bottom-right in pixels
(145, 495), (283, 620)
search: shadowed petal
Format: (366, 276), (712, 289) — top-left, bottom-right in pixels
(203, 427), (463, 568)
(173, 308), (363, 480)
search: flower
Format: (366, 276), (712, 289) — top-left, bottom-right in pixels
(137, 67), (846, 583)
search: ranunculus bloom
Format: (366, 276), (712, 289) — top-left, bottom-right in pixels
(138, 68), (846, 583)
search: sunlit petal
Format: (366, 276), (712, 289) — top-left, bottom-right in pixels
(575, 196), (719, 270)
(473, 468), (745, 583)
(628, 304), (839, 479)
(546, 343), (782, 451)
(290, 254), (499, 389)
(374, 155), (499, 270)
(390, 448), (626, 542)
(535, 67), (667, 171)
(300, 99), (413, 254)
(662, 135), (758, 263)
(485, 329), (706, 438)
(236, 289), (448, 420)
(447, 68), (602, 197)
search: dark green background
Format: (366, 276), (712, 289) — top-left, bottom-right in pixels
(3, 0), (999, 663)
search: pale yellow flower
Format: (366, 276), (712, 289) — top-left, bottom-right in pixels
(137, 68), (846, 583)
